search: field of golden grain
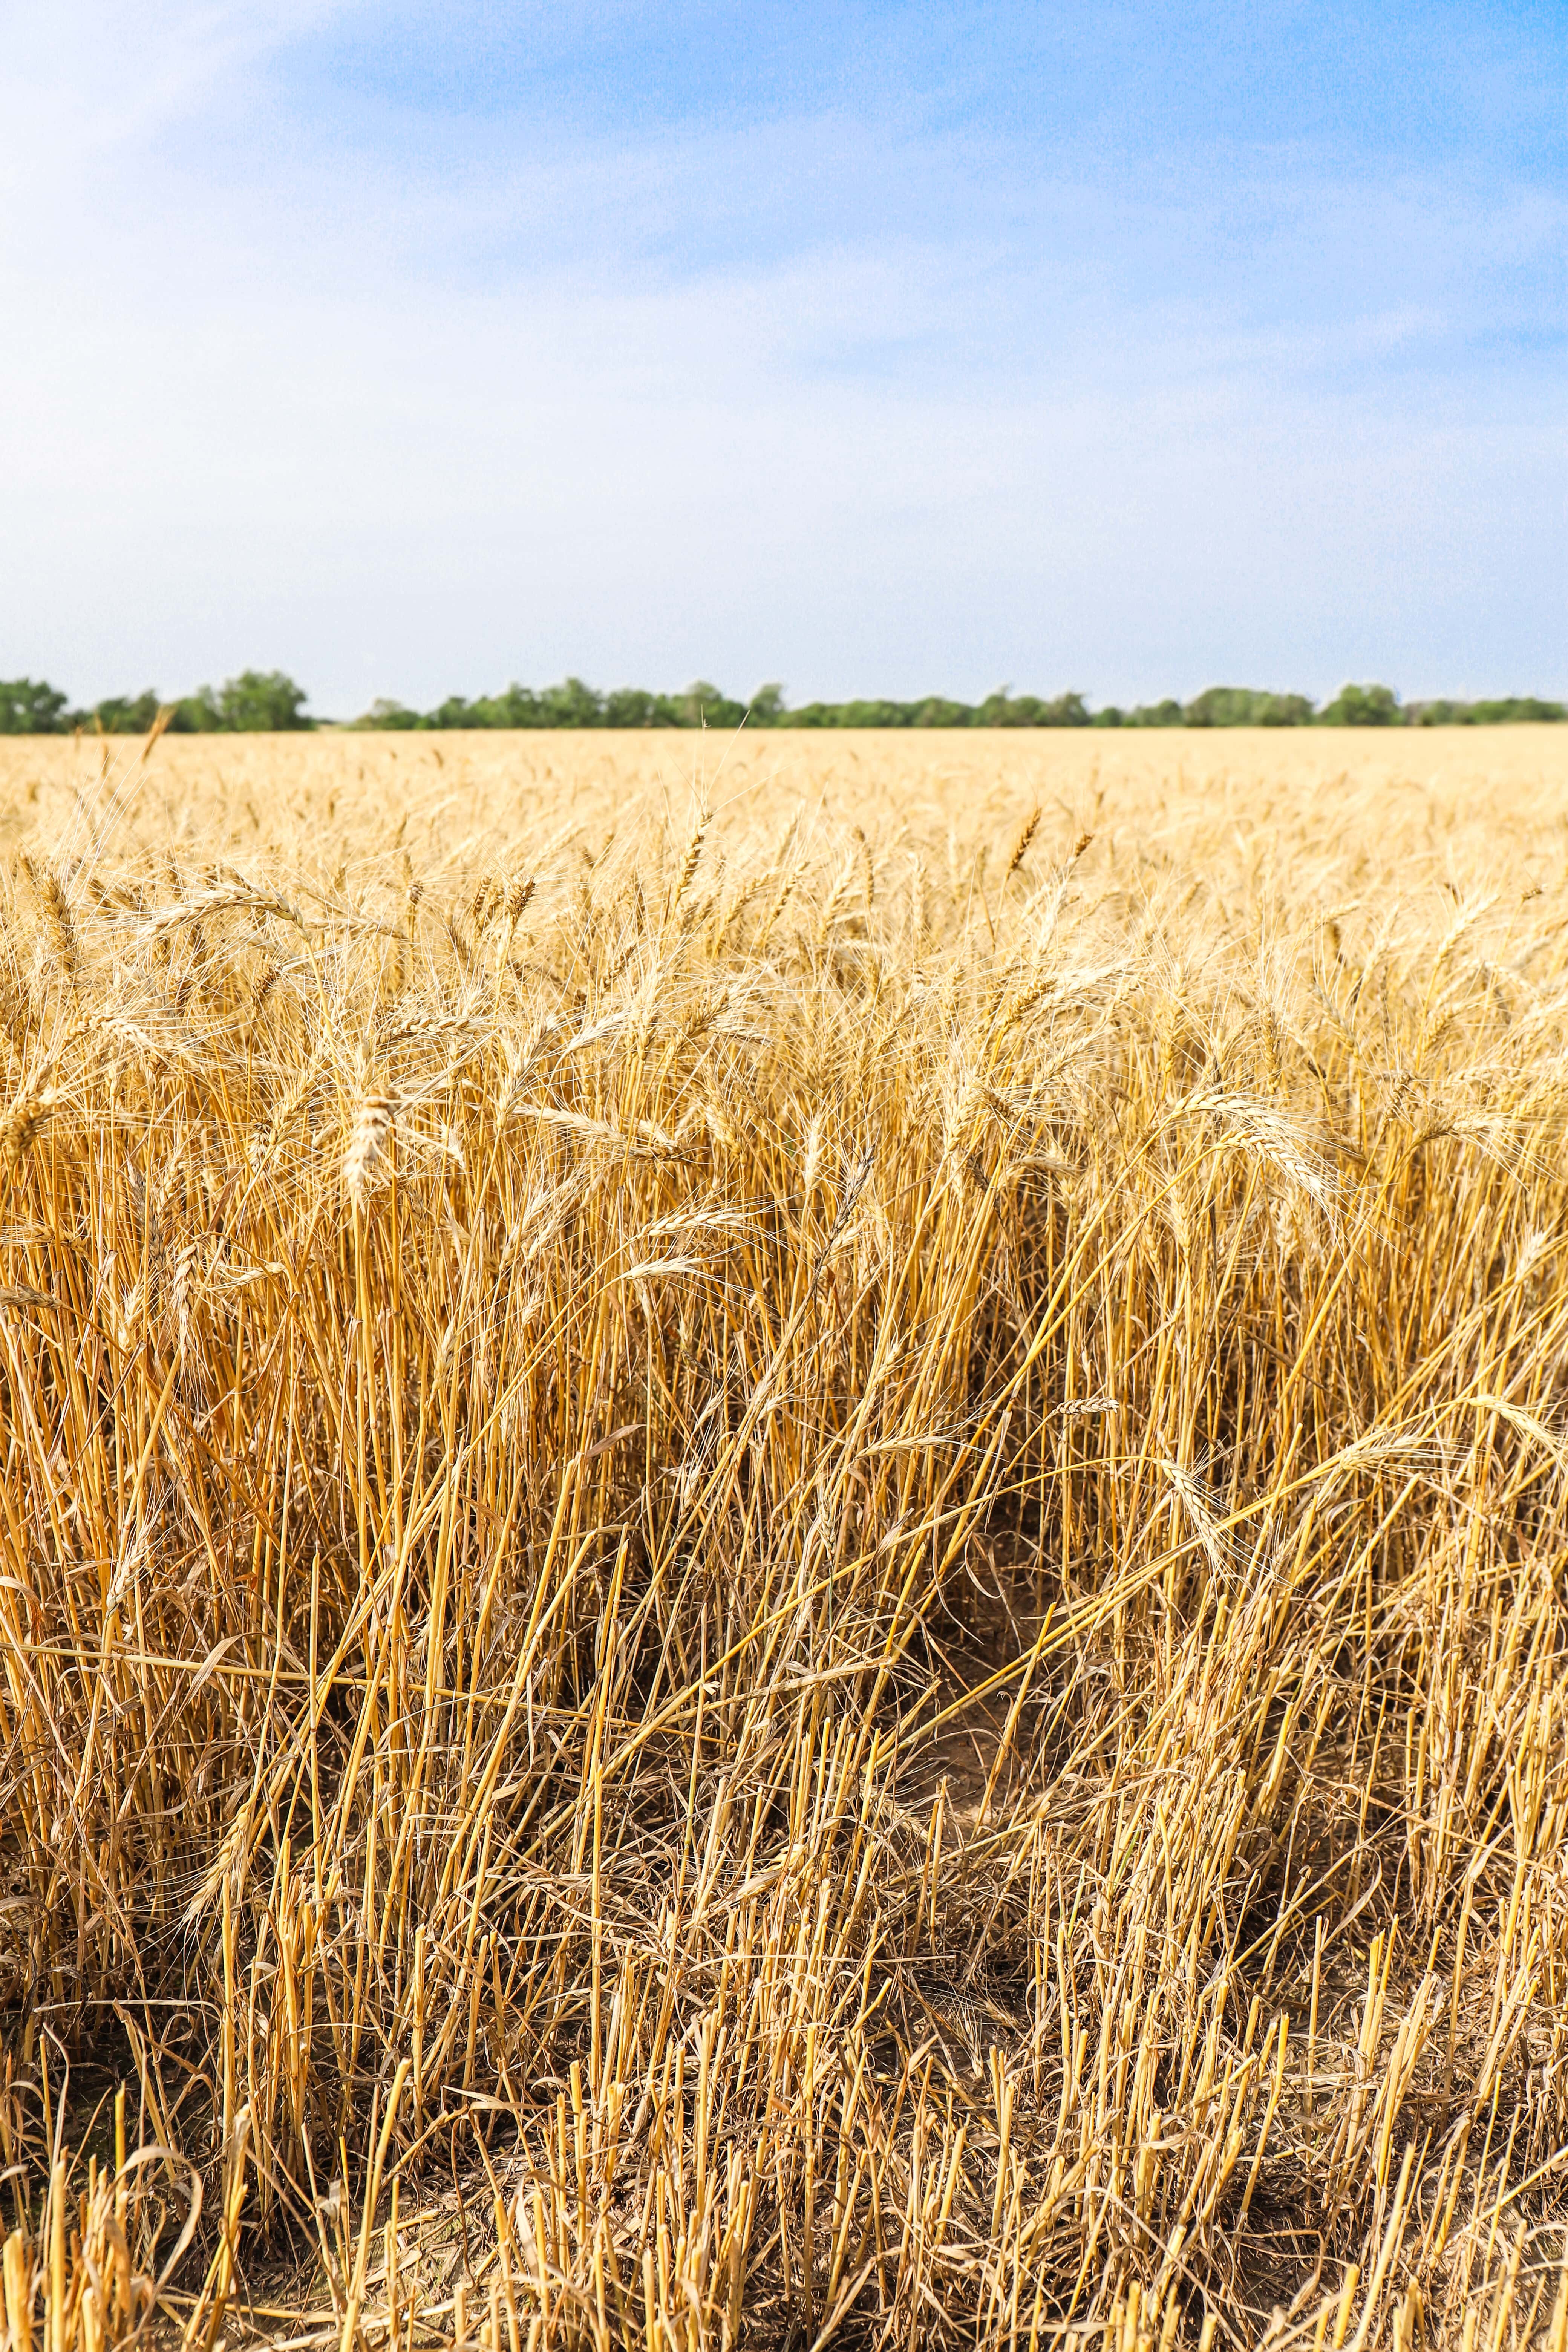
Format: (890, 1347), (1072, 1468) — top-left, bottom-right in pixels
(2, 725), (1568, 2352)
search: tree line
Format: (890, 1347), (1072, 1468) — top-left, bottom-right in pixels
(356, 680), (1568, 729)
(2, 669), (1562, 735)
(0, 671), (311, 736)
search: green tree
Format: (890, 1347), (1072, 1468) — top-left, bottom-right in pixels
(979, 691), (1090, 726)
(604, 687), (689, 726)
(679, 681), (747, 729)
(1184, 687), (1314, 727)
(535, 678), (608, 727)
(1263, 693), (1316, 726)
(184, 670), (313, 731)
(978, 690), (1023, 726)
(0, 678), (72, 734)
(169, 688), (222, 732)
(830, 700), (921, 727)
(91, 691), (164, 734)
(421, 694), (487, 727)
(911, 697), (975, 727)
(357, 698), (421, 730)
(1467, 696), (1565, 724)
(1318, 683), (1400, 726)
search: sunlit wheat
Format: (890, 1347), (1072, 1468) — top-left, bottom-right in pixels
(0, 726), (1565, 2349)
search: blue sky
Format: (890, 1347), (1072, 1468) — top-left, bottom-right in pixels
(2, 0), (1563, 714)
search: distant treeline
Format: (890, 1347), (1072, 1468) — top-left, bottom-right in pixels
(357, 680), (1567, 730)
(0, 671), (312, 737)
(3, 670), (1563, 735)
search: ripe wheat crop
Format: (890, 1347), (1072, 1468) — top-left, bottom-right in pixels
(1, 729), (1568, 2350)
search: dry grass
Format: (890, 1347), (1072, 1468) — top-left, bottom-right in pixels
(1, 726), (1568, 2351)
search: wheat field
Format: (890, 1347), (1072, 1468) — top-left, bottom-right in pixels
(2, 724), (1568, 2352)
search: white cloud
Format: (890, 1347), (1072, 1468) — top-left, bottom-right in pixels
(4, 2), (348, 170)
(2, 3), (1562, 712)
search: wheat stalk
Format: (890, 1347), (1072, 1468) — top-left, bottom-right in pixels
(0, 733), (1563, 2350)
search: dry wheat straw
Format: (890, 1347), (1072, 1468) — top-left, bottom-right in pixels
(0, 741), (1566, 2349)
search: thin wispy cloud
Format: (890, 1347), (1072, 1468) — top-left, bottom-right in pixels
(2, 0), (1562, 714)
